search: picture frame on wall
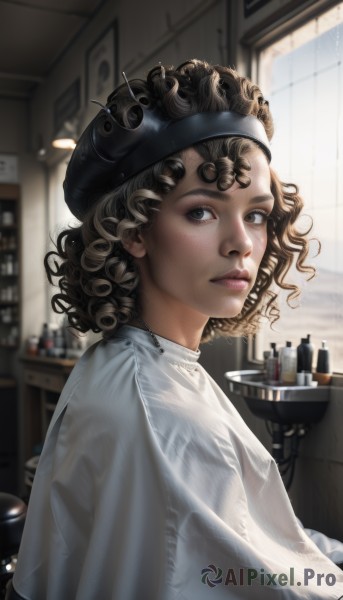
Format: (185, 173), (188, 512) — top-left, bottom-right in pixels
(86, 20), (118, 106)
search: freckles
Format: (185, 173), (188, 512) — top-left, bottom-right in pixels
(254, 232), (268, 253)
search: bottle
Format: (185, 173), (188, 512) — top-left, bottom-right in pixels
(266, 346), (279, 385)
(314, 340), (332, 385)
(5, 254), (13, 275)
(296, 334), (313, 373)
(54, 327), (66, 358)
(263, 342), (276, 378)
(263, 350), (271, 376)
(306, 334), (314, 367)
(280, 341), (297, 384)
(39, 323), (54, 356)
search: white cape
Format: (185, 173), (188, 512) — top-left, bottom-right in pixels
(14, 326), (343, 599)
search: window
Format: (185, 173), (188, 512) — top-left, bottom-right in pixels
(256, 3), (343, 372)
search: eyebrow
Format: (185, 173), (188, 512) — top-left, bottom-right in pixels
(178, 188), (274, 203)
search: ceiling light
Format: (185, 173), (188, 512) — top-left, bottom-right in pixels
(52, 120), (77, 150)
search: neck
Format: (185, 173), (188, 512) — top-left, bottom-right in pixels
(132, 309), (207, 352)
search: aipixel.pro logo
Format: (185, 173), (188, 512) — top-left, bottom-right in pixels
(201, 563), (342, 594)
(201, 564), (223, 588)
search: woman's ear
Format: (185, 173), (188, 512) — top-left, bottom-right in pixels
(121, 230), (147, 258)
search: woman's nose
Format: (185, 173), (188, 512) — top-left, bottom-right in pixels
(219, 219), (253, 257)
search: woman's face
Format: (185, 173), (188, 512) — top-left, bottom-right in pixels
(134, 147), (273, 325)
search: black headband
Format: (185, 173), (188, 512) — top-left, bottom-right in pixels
(64, 107), (271, 219)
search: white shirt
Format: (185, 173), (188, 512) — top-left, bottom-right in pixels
(14, 326), (343, 599)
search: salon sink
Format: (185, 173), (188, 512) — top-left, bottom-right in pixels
(225, 370), (330, 425)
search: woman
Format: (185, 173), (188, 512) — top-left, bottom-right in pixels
(10, 60), (343, 599)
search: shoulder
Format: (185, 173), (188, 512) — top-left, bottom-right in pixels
(52, 335), (143, 431)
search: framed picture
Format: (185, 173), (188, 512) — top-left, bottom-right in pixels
(86, 21), (118, 106)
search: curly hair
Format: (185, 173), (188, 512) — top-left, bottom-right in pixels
(45, 59), (316, 342)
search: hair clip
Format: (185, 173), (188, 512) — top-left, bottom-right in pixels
(122, 71), (138, 102)
(90, 99), (111, 114)
(158, 62), (166, 80)
(90, 99), (117, 124)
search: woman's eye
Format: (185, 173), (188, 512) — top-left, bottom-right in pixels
(187, 207), (214, 222)
(245, 210), (269, 225)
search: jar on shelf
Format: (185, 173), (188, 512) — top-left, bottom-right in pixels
(2, 211), (14, 226)
(5, 254), (14, 275)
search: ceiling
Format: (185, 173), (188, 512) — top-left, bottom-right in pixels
(0, 0), (106, 100)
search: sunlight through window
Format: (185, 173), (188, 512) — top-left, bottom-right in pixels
(257, 3), (343, 372)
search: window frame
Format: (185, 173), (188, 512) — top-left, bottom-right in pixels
(241, 0), (343, 373)
(242, 0), (341, 80)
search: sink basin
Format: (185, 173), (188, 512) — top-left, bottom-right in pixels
(224, 370), (330, 424)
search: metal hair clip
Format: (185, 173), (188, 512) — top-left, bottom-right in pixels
(158, 62), (166, 79)
(90, 99), (117, 125)
(121, 71), (138, 102)
(90, 99), (112, 114)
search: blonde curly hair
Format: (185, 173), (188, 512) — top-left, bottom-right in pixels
(45, 59), (315, 342)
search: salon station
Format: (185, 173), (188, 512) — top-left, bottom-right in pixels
(0, 0), (343, 587)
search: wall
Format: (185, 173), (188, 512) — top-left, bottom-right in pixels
(20, 156), (47, 340)
(0, 99), (28, 154)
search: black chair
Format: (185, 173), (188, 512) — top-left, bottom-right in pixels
(0, 493), (26, 600)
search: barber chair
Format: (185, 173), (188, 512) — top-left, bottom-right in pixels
(0, 493), (26, 600)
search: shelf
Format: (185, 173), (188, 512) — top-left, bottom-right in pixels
(0, 301), (19, 306)
(0, 377), (16, 388)
(0, 344), (18, 349)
